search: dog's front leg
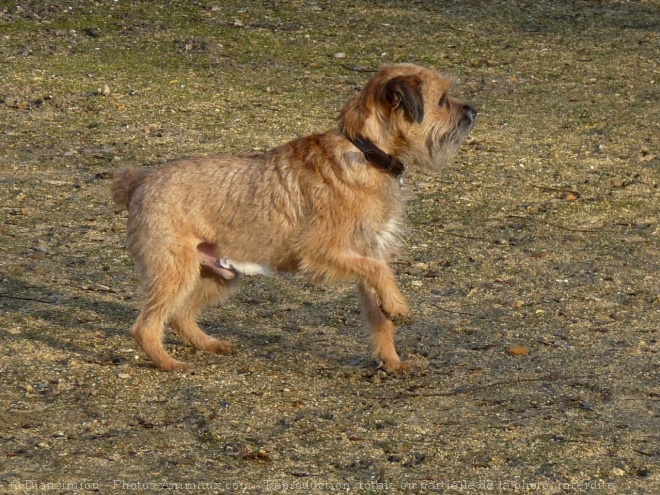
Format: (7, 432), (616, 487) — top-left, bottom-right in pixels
(302, 250), (410, 319)
(350, 256), (410, 320)
(357, 280), (410, 372)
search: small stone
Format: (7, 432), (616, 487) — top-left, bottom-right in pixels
(564, 193), (578, 201)
(511, 299), (525, 309)
(507, 346), (530, 356)
(117, 373), (130, 379)
(333, 52), (347, 59)
(25, 384), (34, 393)
(100, 84), (111, 96)
(611, 467), (626, 477)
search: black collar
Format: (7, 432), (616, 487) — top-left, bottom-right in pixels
(347, 136), (406, 178)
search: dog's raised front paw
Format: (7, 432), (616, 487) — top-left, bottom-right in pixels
(379, 296), (411, 322)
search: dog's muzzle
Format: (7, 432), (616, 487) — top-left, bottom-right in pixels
(462, 104), (478, 128)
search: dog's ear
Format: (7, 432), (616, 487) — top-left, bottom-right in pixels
(383, 76), (424, 123)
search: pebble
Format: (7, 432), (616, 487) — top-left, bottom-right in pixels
(333, 52), (347, 59)
(511, 299), (525, 309)
(117, 373), (130, 379)
(611, 467), (626, 477)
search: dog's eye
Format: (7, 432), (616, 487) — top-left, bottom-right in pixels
(439, 94), (447, 108)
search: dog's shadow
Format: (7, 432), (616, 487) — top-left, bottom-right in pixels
(196, 275), (370, 369)
(1, 276), (136, 362)
(1, 274), (376, 371)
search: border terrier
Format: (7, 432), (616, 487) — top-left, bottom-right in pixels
(111, 64), (476, 373)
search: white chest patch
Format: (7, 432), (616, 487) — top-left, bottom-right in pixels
(219, 258), (274, 277)
(372, 218), (402, 257)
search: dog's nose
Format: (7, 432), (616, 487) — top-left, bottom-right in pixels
(464, 104), (477, 123)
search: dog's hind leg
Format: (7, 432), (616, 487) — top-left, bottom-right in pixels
(131, 248), (200, 371)
(170, 273), (237, 355)
(357, 280), (410, 372)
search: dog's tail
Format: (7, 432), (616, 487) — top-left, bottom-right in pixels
(111, 168), (151, 210)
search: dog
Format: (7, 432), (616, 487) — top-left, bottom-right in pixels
(111, 64), (476, 373)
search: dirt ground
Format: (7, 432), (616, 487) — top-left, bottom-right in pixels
(1, 1), (658, 493)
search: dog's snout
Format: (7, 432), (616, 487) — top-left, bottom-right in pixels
(464, 104), (477, 123)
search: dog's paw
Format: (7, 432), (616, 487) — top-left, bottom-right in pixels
(380, 358), (427, 374)
(389, 313), (413, 326)
(159, 359), (192, 372)
(379, 358), (413, 374)
(379, 297), (411, 322)
(206, 338), (237, 355)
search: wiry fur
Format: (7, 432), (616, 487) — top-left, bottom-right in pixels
(111, 64), (476, 373)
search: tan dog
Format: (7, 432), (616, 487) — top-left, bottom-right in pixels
(111, 64), (476, 373)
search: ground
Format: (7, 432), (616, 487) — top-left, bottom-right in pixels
(0, 1), (658, 494)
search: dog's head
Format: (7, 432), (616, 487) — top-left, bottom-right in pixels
(339, 64), (476, 171)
